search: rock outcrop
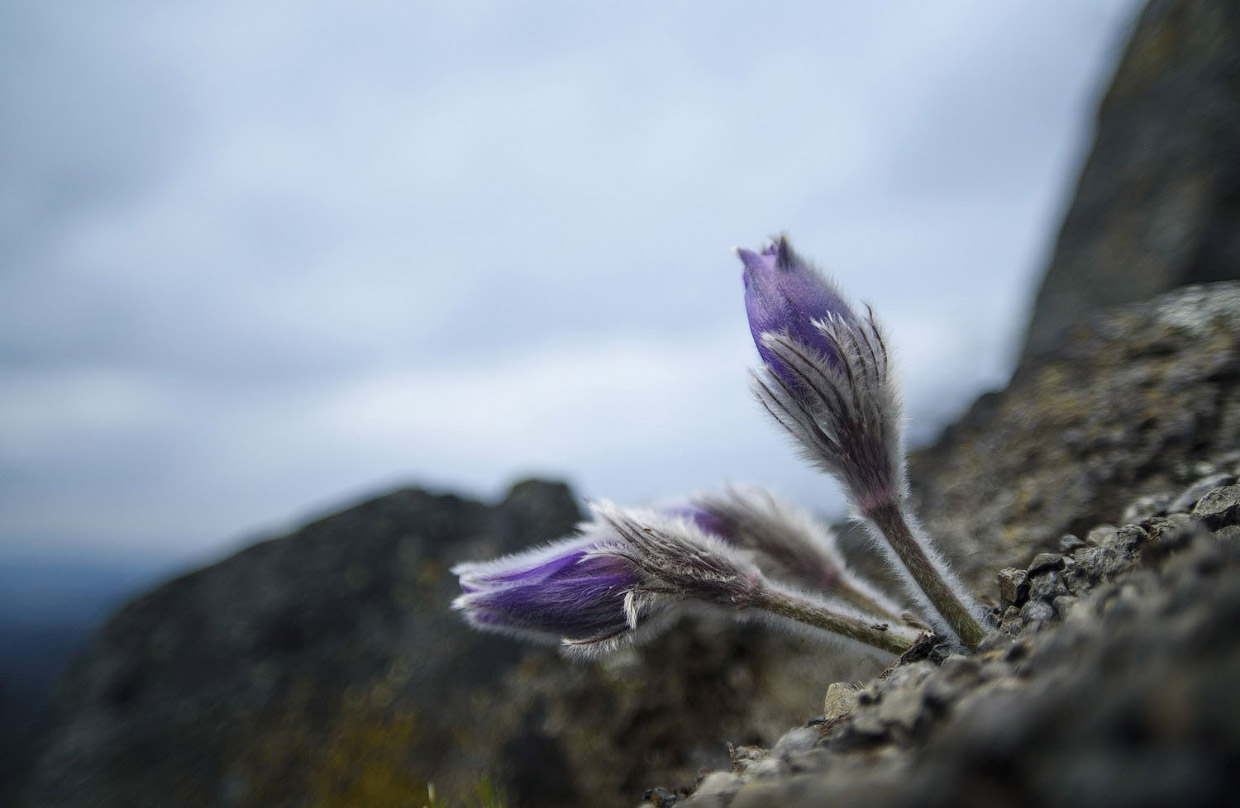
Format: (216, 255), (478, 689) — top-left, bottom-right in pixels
(15, 480), (890, 808)
(15, 482), (578, 806)
(647, 463), (1240, 807)
(1019, 0), (1240, 365)
(909, 282), (1240, 592)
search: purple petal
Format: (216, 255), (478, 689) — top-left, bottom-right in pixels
(739, 236), (855, 383)
(661, 504), (735, 541)
(455, 536), (646, 643)
(461, 570), (638, 640)
(455, 536), (598, 590)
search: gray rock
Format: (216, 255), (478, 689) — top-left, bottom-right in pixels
(1216, 525), (1240, 543)
(996, 568), (1029, 606)
(1143, 513), (1198, 557)
(1017, 0), (1240, 365)
(877, 687), (925, 733)
(643, 786), (679, 808)
(908, 282), (1240, 590)
(1058, 533), (1088, 553)
(1020, 600), (1055, 629)
(679, 510), (1240, 808)
(1167, 472), (1238, 513)
(822, 683), (861, 724)
(1029, 572), (1068, 604)
(1028, 553), (1065, 576)
(1122, 494), (1171, 523)
(1086, 525), (1120, 547)
(686, 772), (740, 807)
(771, 727), (819, 758)
(1192, 484), (1240, 529)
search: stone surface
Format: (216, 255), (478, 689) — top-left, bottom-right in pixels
(822, 683), (861, 725)
(1167, 472), (1238, 513)
(908, 282), (1240, 591)
(1018, 0), (1240, 364)
(1192, 485), (1240, 529)
(659, 483), (1240, 808)
(1027, 553), (1065, 576)
(995, 568), (1028, 606)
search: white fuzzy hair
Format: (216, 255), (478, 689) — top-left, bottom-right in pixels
(689, 484), (903, 620)
(750, 307), (907, 514)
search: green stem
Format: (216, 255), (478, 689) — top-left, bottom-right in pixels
(865, 503), (987, 648)
(833, 578), (906, 626)
(754, 585), (921, 656)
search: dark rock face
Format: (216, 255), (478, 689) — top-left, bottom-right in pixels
(657, 451), (1240, 807)
(15, 480), (886, 808)
(15, 481), (581, 807)
(1019, 0), (1240, 365)
(909, 282), (1240, 592)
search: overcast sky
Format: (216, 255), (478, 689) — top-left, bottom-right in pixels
(0, 0), (1141, 564)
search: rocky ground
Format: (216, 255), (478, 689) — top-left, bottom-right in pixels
(643, 472), (1240, 808)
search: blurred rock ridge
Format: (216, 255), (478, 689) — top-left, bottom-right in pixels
(11, 0), (1240, 806)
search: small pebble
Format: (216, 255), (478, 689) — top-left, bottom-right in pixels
(691, 772), (742, 804)
(878, 687), (925, 731)
(998, 605), (1022, 634)
(1059, 533), (1087, 553)
(996, 567), (1029, 605)
(1086, 524), (1119, 546)
(1029, 572), (1068, 603)
(822, 682), (861, 723)
(1028, 553), (1065, 576)
(1192, 485), (1240, 530)
(1122, 494), (1171, 524)
(1168, 473), (1237, 514)
(1115, 524), (1150, 552)
(772, 727), (818, 757)
(1020, 600), (1055, 628)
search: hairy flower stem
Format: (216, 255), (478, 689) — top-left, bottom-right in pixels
(833, 579), (906, 626)
(753, 585), (921, 656)
(865, 503), (987, 649)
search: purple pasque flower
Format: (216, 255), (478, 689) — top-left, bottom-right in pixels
(738, 236), (856, 387)
(738, 237), (903, 514)
(453, 502), (772, 657)
(452, 530), (668, 655)
(456, 502), (923, 657)
(737, 236), (987, 648)
(666, 488), (903, 624)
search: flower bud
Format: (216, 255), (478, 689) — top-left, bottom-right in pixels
(452, 532), (663, 653)
(738, 236), (856, 387)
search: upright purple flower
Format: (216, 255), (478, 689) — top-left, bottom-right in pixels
(738, 237), (856, 388)
(740, 236), (903, 514)
(738, 236), (987, 648)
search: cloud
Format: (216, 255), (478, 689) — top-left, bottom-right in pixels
(0, 0), (1143, 559)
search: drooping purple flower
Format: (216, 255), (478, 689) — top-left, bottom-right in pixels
(455, 503), (922, 657)
(453, 503), (772, 656)
(664, 489), (903, 624)
(738, 236), (856, 386)
(453, 534), (657, 651)
(661, 503), (735, 543)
